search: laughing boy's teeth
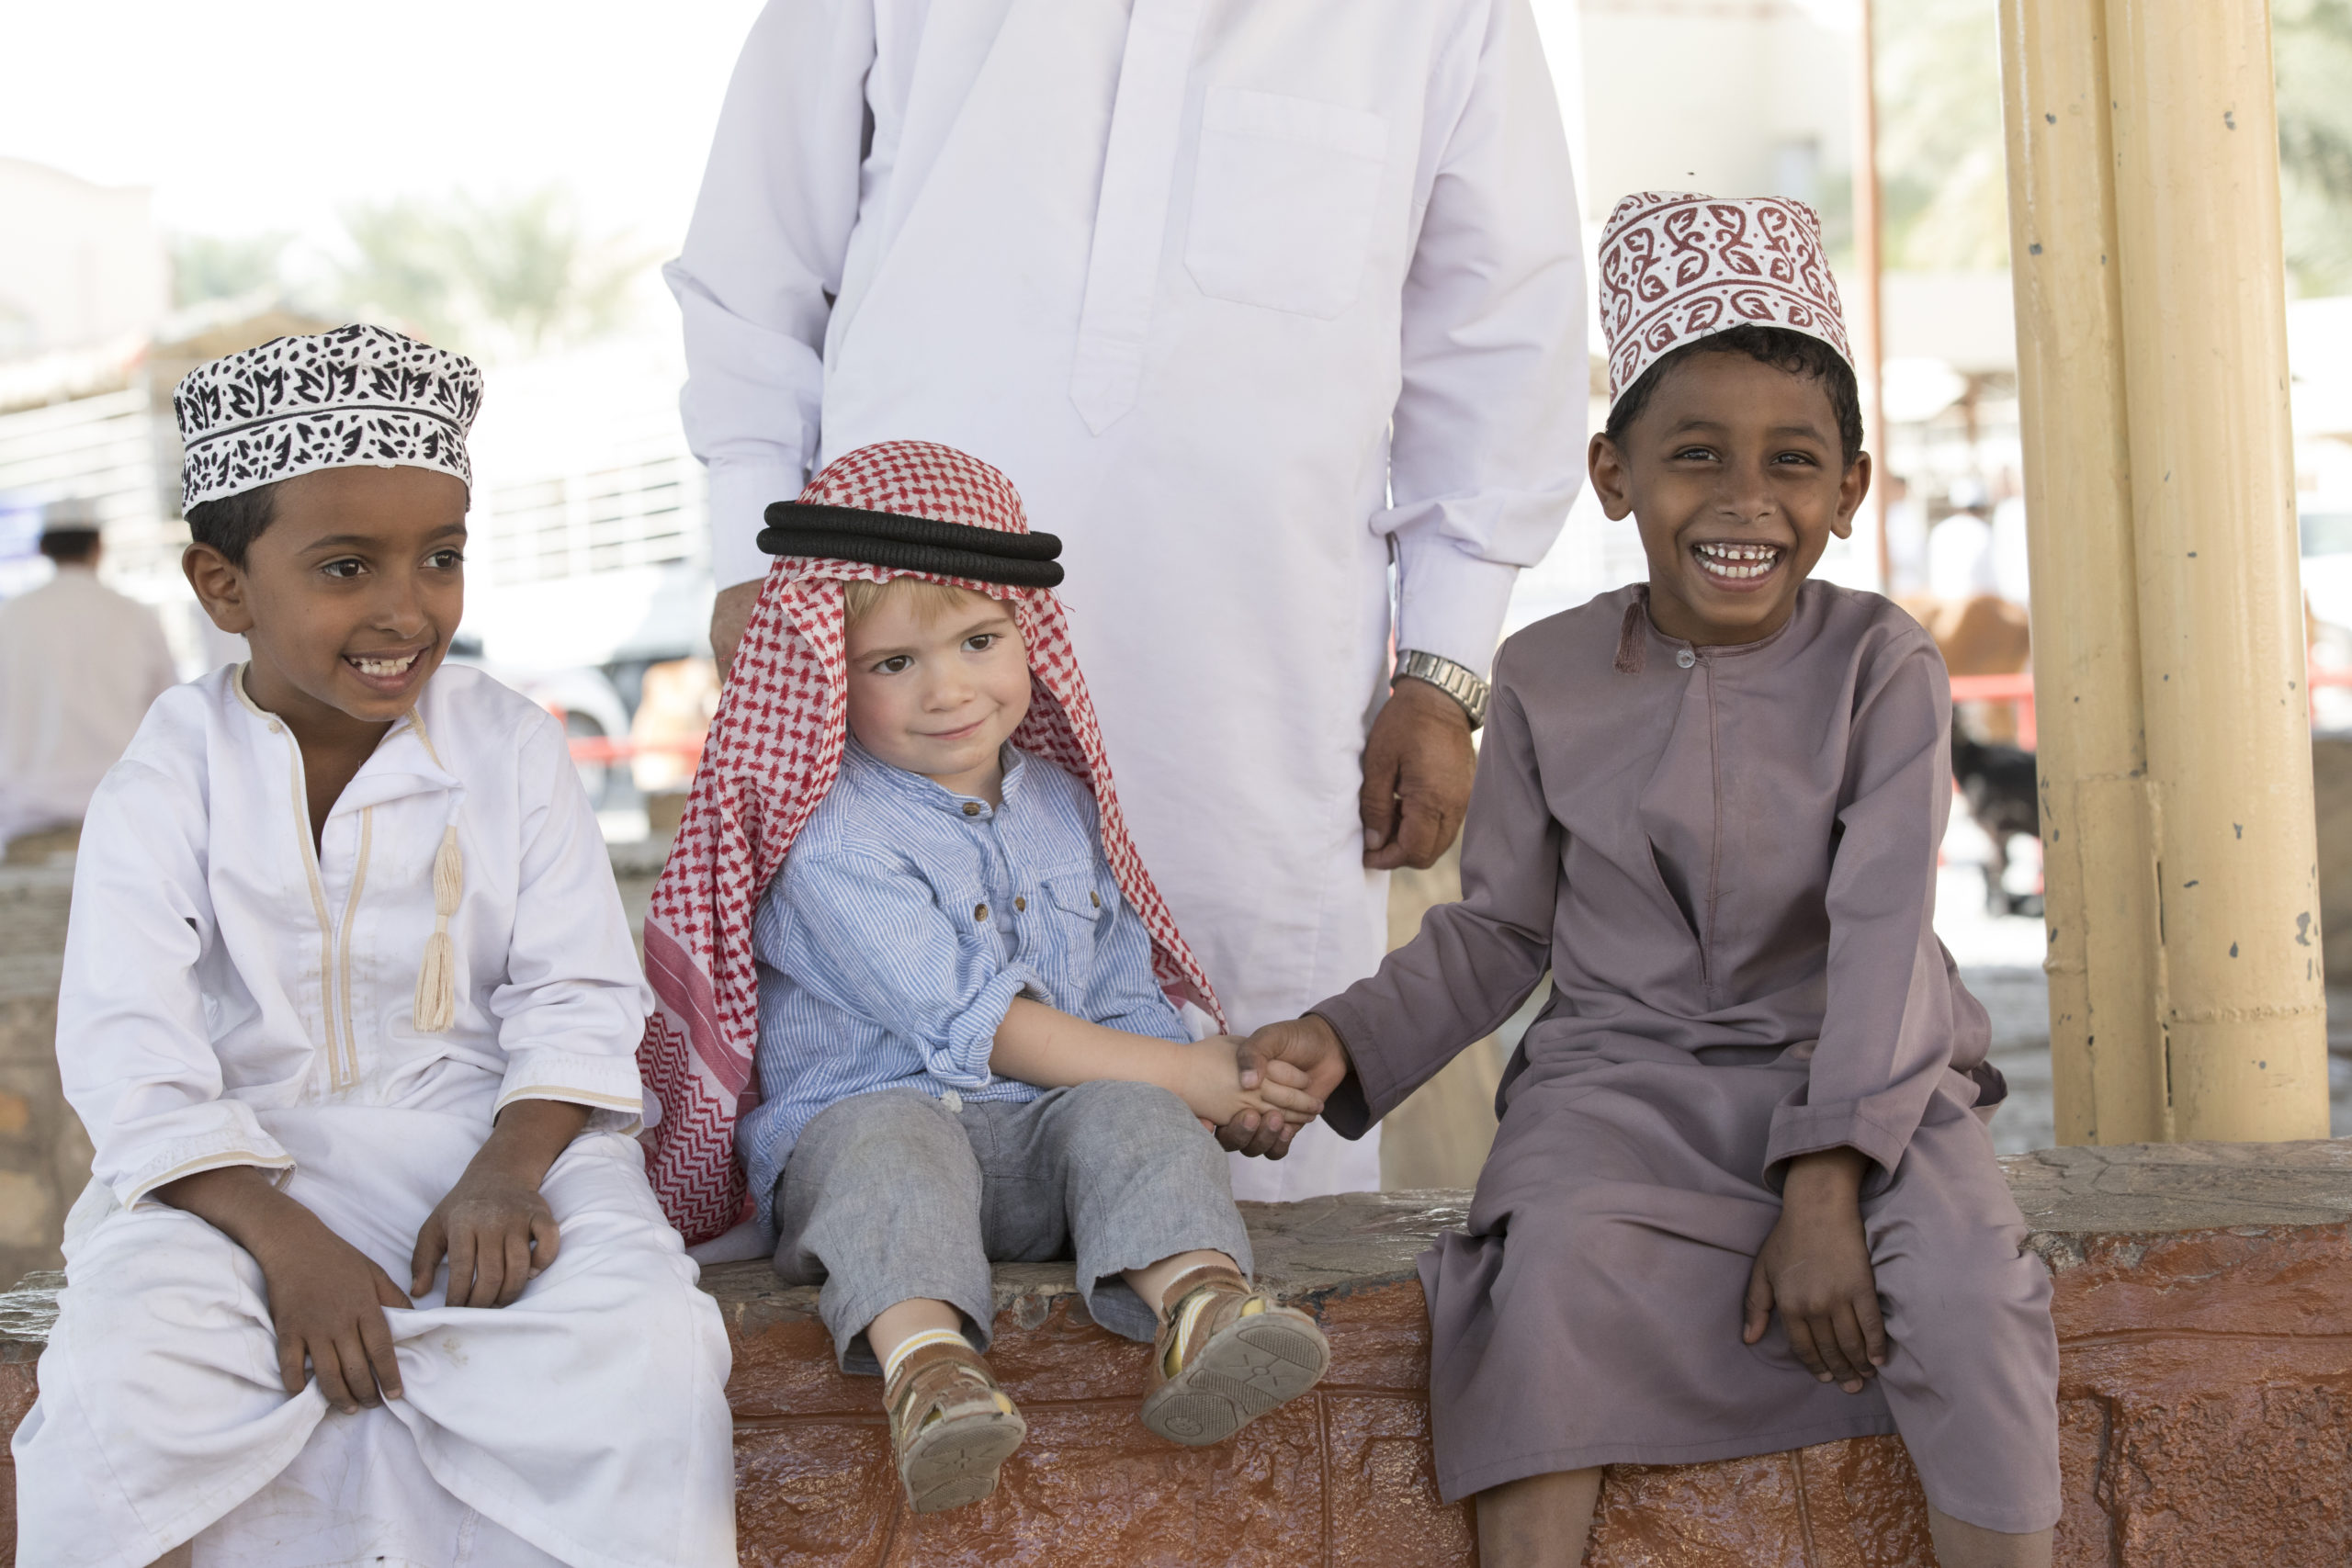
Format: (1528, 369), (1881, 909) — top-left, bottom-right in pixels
(352, 654), (418, 677)
(1695, 542), (1782, 581)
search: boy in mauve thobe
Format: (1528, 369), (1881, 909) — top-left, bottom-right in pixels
(1238, 195), (2062, 1568)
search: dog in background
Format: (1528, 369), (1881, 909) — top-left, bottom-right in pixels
(1951, 718), (2041, 916)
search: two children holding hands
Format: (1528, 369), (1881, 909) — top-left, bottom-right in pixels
(20, 191), (2057, 1568)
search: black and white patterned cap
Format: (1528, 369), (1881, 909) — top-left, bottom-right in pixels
(173, 323), (483, 512)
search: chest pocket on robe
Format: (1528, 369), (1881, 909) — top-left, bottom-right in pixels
(1184, 88), (1389, 320)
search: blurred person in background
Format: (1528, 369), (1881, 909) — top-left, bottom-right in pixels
(0, 500), (177, 854)
(1882, 473), (1929, 597)
(667, 0), (1588, 1200)
(1926, 479), (1999, 604)
(1988, 470), (2032, 609)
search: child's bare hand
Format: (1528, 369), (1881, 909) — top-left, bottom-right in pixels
(249, 1210), (412, 1413)
(153, 1165), (409, 1414)
(1741, 1148), (1884, 1393)
(1173, 1037), (1320, 1128)
(410, 1099), (592, 1307)
(411, 1158), (561, 1308)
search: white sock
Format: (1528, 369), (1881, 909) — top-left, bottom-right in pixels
(883, 1326), (971, 1383)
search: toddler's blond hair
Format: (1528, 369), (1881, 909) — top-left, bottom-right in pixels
(841, 577), (1002, 626)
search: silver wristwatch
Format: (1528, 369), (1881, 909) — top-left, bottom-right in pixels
(1393, 649), (1490, 729)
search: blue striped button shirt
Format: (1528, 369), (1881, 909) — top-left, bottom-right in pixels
(740, 739), (1191, 1227)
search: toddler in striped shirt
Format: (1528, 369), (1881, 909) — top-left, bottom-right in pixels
(746, 569), (1332, 1516)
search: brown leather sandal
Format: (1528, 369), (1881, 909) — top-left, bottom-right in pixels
(884, 1338), (1027, 1514)
(1137, 1265), (1331, 1447)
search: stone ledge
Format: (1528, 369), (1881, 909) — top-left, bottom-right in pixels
(6, 1142), (2352, 1565)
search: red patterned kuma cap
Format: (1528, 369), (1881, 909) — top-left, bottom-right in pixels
(1597, 192), (1853, 411)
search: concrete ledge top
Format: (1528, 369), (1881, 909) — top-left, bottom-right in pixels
(2005, 1138), (2352, 1240)
(7, 1141), (2349, 1355)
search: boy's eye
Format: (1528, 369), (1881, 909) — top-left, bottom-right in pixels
(1671, 446), (1716, 462)
(965, 633), (997, 652)
(427, 548), (466, 569)
(1772, 451), (1819, 468)
(874, 654), (913, 674)
(320, 558), (367, 580)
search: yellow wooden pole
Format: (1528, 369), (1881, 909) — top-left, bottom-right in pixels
(2101, 0), (2325, 1141)
(2000, 0), (2325, 1144)
(1996, 0), (2167, 1144)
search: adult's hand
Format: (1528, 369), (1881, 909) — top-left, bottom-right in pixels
(1361, 677), (1476, 871)
(709, 580), (763, 677)
(1216, 1014), (1354, 1158)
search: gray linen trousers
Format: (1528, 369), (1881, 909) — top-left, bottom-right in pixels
(1316, 582), (2060, 1532)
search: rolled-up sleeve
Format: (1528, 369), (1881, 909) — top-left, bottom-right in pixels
(775, 852), (1041, 1089)
(1764, 639), (1959, 1185)
(60, 761), (294, 1208)
(1382, 0), (1588, 677)
(665, 0), (876, 591)
(490, 717), (655, 1131)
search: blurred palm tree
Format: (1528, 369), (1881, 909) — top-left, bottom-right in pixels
(1875, 0), (2009, 272)
(170, 231), (293, 309)
(1870, 0), (2352, 292)
(2277, 0), (2352, 294)
(334, 186), (652, 357)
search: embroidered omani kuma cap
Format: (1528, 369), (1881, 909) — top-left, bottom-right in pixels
(1597, 192), (1853, 412)
(173, 323), (483, 512)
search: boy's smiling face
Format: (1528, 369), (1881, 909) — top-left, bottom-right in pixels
(842, 582), (1032, 801)
(184, 465), (469, 741)
(1589, 350), (1871, 647)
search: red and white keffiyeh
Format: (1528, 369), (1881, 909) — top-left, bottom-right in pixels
(1598, 192), (1853, 411)
(637, 440), (1225, 1243)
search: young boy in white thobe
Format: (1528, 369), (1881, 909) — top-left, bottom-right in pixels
(11, 325), (737, 1568)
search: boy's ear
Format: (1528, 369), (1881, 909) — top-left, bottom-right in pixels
(1589, 432), (1635, 522)
(1830, 451), (1873, 541)
(182, 544), (256, 635)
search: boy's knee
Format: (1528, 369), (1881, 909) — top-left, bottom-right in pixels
(1063, 1078), (1203, 1140)
(807, 1088), (966, 1166)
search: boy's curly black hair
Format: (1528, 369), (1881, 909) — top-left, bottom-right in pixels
(1603, 324), (1864, 466)
(182, 480), (280, 568)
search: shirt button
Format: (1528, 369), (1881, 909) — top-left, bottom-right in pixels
(1014, 896), (1027, 912)
(1676, 649), (1697, 669)
(267, 720), (283, 733)
(961, 802), (981, 817)
(975, 903), (989, 921)
(1091, 891), (1102, 908)
(942, 1089), (963, 1113)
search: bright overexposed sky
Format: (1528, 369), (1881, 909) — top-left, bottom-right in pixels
(0, 1), (767, 253)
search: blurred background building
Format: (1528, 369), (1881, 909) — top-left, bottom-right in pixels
(6, 0), (2352, 813)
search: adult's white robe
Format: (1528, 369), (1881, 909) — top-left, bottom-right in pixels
(0, 564), (177, 844)
(668, 0), (1588, 1197)
(12, 663), (736, 1568)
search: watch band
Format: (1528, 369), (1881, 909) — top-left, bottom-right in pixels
(1393, 649), (1490, 729)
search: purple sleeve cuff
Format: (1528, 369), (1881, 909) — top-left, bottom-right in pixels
(1763, 1100), (1915, 1193)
